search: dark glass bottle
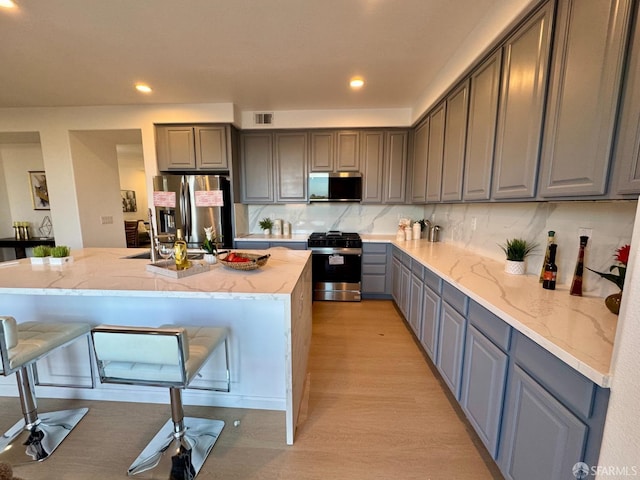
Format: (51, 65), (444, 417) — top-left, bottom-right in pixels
(542, 244), (558, 290)
(570, 236), (589, 296)
(539, 230), (556, 282)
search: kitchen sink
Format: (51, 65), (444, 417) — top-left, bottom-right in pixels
(122, 251), (204, 260)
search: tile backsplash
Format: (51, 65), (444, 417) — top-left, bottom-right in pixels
(246, 200), (637, 297)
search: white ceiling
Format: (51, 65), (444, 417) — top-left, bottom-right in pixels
(0, 0), (534, 118)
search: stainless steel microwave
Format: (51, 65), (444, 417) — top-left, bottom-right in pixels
(308, 172), (362, 202)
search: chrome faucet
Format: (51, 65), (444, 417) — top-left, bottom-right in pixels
(147, 208), (158, 263)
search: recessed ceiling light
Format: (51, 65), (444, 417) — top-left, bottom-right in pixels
(135, 84), (152, 93)
(350, 78), (365, 89)
(0, 0), (17, 8)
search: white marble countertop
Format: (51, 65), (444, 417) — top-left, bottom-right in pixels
(0, 247), (311, 300)
(364, 237), (617, 387)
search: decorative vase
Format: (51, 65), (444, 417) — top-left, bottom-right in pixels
(605, 292), (622, 315)
(504, 259), (525, 275)
(203, 253), (217, 265)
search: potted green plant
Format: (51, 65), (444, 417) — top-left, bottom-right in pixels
(30, 245), (51, 264)
(202, 226), (222, 264)
(49, 245), (73, 265)
(259, 217), (274, 236)
(499, 238), (537, 275)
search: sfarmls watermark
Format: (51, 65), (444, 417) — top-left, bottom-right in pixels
(573, 462), (639, 478)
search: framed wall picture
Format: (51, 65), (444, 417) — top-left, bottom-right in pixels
(29, 171), (50, 210)
(121, 190), (137, 212)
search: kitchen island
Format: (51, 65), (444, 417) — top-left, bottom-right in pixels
(0, 247), (312, 445)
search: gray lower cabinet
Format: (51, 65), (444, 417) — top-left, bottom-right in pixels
(498, 365), (587, 480)
(460, 324), (508, 458)
(426, 103), (446, 202)
(391, 249), (610, 480)
(611, 2), (640, 196)
(463, 51), (502, 201)
(156, 124), (230, 171)
(408, 269), (424, 337)
(240, 132), (274, 203)
(274, 132), (307, 202)
(436, 301), (467, 399)
(538, 0), (633, 198)
(441, 79), (470, 202)
(492, 2), (553, 199)
(362, 243), (391, 297)
(410, 118), (429, 203)
(419, 284), (441, 362)
(234, 240), (306, 250)
(391, 255), (402, 305)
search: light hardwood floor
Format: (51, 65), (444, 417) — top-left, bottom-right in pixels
(1, 300), (503, 479)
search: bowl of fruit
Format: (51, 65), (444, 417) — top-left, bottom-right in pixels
(218, 251), (271, 271)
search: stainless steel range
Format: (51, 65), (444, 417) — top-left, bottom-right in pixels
(307, 231), (362, 301)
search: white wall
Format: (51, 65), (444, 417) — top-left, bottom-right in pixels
(597, 200), (640, 476)
(69, 131), (127, 248)
(117, 144), (147, 224)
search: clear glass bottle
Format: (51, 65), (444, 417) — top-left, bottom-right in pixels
(539, 230), (556, 282)
(173, 228), (190, 270)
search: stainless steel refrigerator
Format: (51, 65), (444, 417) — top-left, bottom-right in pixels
(152, 174), (233, 249)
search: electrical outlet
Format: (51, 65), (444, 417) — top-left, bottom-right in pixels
(100, 215), (113, 225)
(471, 217), (477, 231)
(578, 227), (593, 239)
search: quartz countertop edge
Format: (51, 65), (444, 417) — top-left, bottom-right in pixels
(385, 238), (616, 388)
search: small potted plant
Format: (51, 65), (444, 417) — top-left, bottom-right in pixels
(49, 245), (72, 265)
(30, 245), (51, 264)
(202, 226), (221, 265)
(259, 217), (274, 236)
(499, 238), (537, 275)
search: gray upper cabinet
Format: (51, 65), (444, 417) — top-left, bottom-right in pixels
(240, 132), (274, 203)
(309, 131), (335, 172)
(383, 131), (408, 203)
(361, 130), (408, 204)
(156, 124), (229, 171)
(612, 3), (640, 196)
(310, 130), (360, 172)
(441, 80), (470, 202)
(410, 118), (429, 203)
(538, 0), (633, 198)
(274, 132), (307, 203)
(426, 103), (446, 202)
(336, 131), (360, 171)
(492, 3), (553, 199)
(463, 51), (502, 201)
(361, 131), (385, 203)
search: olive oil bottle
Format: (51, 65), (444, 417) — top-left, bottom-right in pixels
(542, 243), (558, 290)
(173, 229), (190, 270)
(539, 231), (556, 282)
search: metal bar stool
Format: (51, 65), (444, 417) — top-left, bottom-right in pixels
(0, 316), (91, 464)
(91, 324), (230, 478)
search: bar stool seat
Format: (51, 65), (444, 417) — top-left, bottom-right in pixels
(91, 324), (230, 478)
(0, 317), (91, 464)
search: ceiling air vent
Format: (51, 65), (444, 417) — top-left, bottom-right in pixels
(254, 112), (274, 125)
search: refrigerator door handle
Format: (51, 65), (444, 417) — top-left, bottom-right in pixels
(183, 179), (192, 239)
(179, 177), (188, 237)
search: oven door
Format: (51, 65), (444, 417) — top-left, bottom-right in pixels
(311, 248), (362, 301)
